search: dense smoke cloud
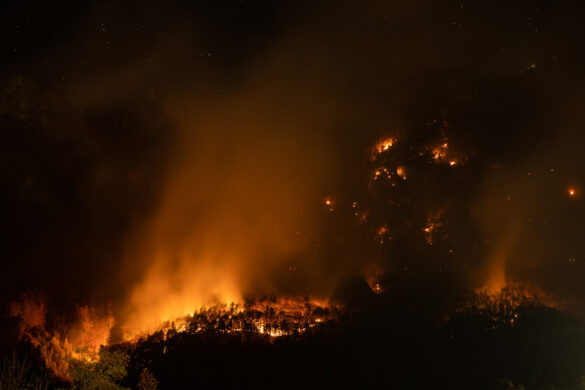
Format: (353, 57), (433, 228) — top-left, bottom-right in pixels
(1, 0), (585, 335)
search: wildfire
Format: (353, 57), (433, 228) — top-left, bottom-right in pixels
(9, 294), (114, 379)
(431, 142), (448, 160)
(429, 140), (464, 167)
(152, 297), (340, 340)
(9, 293), (340, 380)
(372, 137), (396, 158)
(423, 213), (443, 245)
(461, 283), (560, 329)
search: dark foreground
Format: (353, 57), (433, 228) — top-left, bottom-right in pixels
(2, 289), (585, 390)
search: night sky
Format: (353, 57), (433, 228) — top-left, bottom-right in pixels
(2, 0), (585, 327)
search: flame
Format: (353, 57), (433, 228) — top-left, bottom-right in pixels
(463, 283), (560, 328)
(431, 142), (448, 160)
(102, 96), (332, 345)
(429, 139), (464, 166)
(9, 294), (114, 379)
(372, 137), (396, 158)
(396, 166), (406, 179)
(121, 258), (242, 340)
(68, 307), (115, 362)
(9, 293), (339, 379)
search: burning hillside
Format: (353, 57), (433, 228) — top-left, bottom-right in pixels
(150, 297), (340, 340)
(2, 1), (585, 388)
(4, 121), (578, 386)
(8, 293), (340, 381)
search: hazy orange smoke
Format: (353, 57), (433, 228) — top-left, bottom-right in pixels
(117, 92), (328, 339)
(9, 294), (114, 379)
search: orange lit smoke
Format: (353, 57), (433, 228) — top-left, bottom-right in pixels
(463, 283), (560, 328)
(9, 292), (45, 333)
(9, 294), (114, 379)
(117, 96), (328, 340)
(481, 222), (523, 295)
(363, 264), (387, 294)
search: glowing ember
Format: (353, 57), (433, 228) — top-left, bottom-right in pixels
(324, 197), (335, 211)
(569, 188), (576, 196)
(396, 166), (407, 179)
(376, 225), (391, 243)
(372, 167), (392, 181)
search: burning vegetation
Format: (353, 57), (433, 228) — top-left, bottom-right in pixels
(456, 284), (561, 330)
(9, 294), (114, 380)
(135, 297), (340, 341)
(5, 121), (580, 389)
(8, 293), (340, 382)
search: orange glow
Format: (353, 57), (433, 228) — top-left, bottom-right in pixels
(483, 264), (506, 296)
(480, 223), (523, 296)
(376, 225), (391, 243)
(466, 283), (560, 328)
(372, 137), (396, 158)
(396, 166), (407, 179)
(569, 188), (576, 196)
(372, 167), (392, 181)
(324, 197), (335, 211)
(10, 293), (339, 379)
(428, 139), (465, 167)
(151, 297), (339, 340)
(112, 109), (328, 341)
(378, 138), (394, 152)
(423, 212), (443, 245)
(9, 295), (114, 379)
(431, 142), (448, 160)
(363, 264), (387, 295)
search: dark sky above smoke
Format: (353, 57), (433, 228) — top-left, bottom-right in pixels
(1, 0), (585, 320)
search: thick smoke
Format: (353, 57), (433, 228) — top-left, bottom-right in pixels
(2, 0), (585, 337)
